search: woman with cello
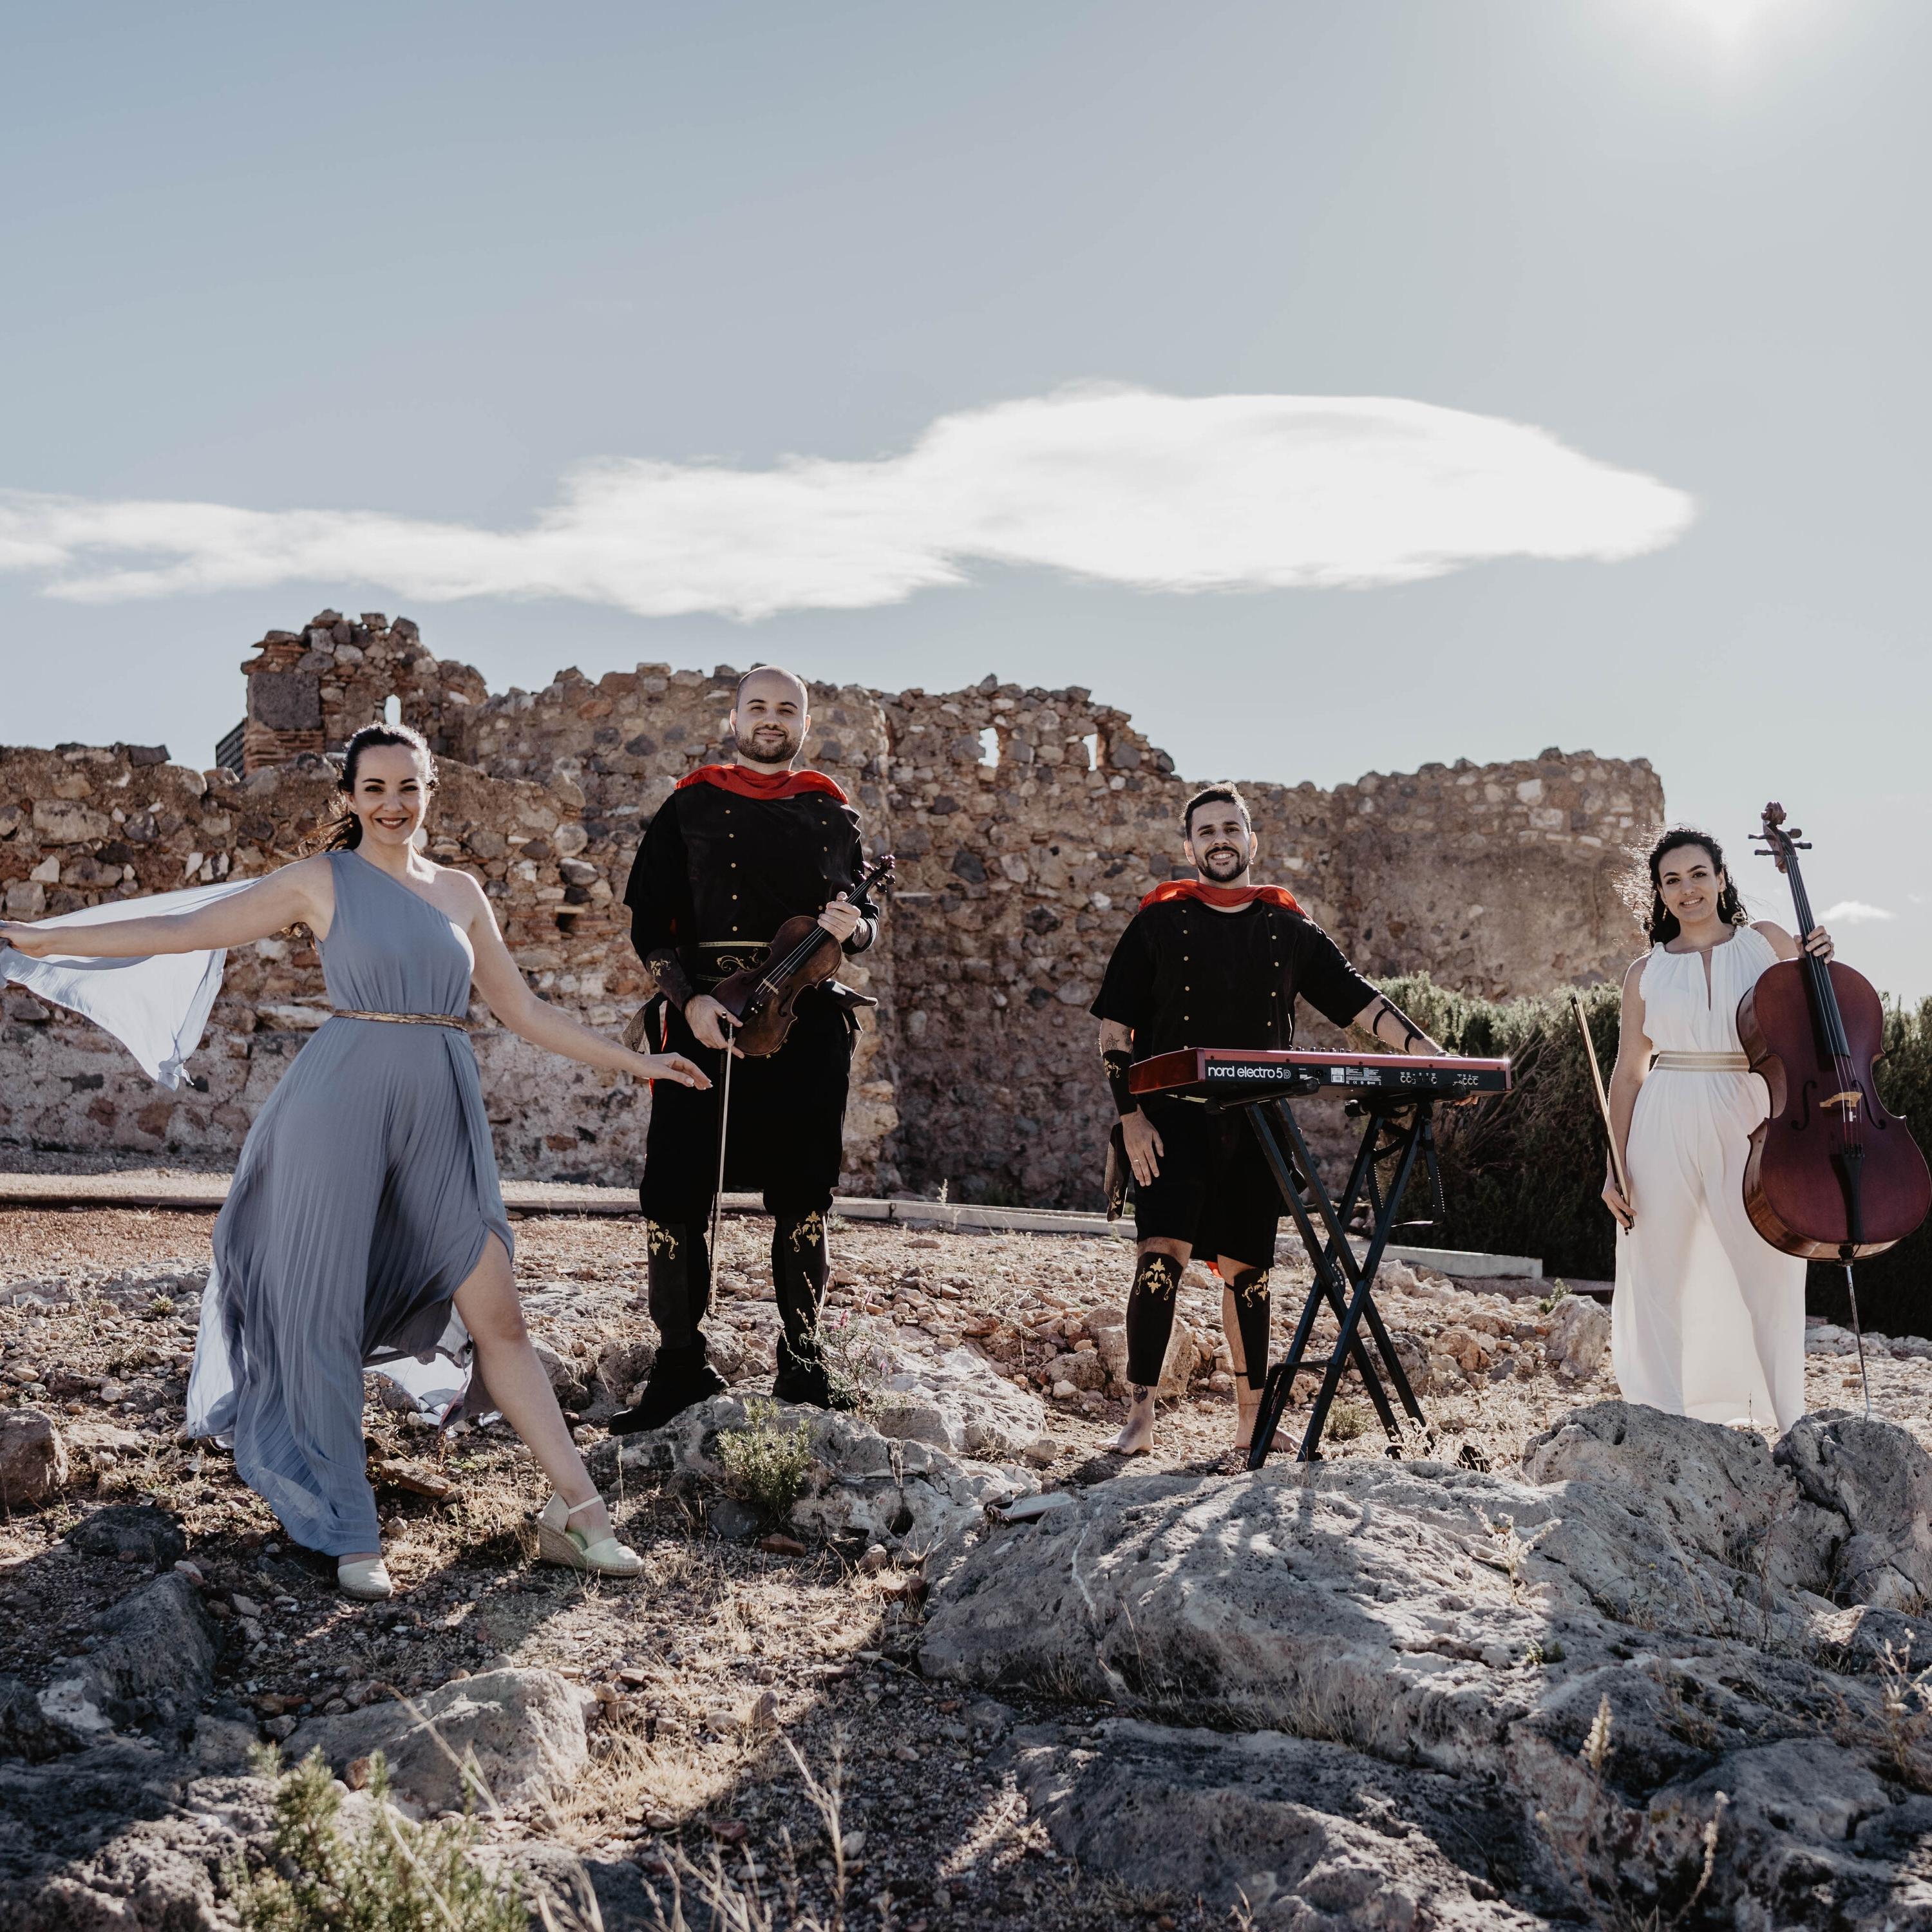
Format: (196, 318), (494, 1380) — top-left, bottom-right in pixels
(1600, 826), (1833, 1430)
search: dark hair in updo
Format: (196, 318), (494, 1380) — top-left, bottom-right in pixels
(321, 723), (437, 851)
(1643, 825), (1746, 945)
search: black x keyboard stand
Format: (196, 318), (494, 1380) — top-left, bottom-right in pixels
(1207, 1075), (1437, 1466)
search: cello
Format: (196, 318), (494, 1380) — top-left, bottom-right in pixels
(1738, 803), (1930, 1394)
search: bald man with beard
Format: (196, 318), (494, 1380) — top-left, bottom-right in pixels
(612, 667), (880, 1430)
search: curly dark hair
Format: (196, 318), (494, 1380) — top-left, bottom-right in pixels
(1643, 825), (1746, 945)
(1182, 782), (1249, 839)
(319, 723), (437, 851)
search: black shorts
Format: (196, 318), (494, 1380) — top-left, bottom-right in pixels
(1132, 1097), (1282, 1269)
(641, 991), (853, 1219)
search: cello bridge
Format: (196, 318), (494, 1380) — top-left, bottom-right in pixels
(1821, 1090), (1862, 1113)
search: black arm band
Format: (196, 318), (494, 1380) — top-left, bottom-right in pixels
(1365, 997), (1426, 1054)
(645, 947), (696, 1012)
(1103, 1048), (1137, 1117)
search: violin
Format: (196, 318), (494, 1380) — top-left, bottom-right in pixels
(1738, 803), (1929, 1260)
(710, 855), (895, 1059)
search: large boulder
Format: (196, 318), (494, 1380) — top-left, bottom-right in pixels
(66, 1504), (187, 1567)
(1007, 1718), (1557, 1929)
(531, 1343), (591, 1412)
(919, 1403), (1932, 1929)
(1541, 1294), (1609, 1379)
(1776, 1409), (1932, 1611)
(0, 1677), (85, 1763)
(0, 1749), (273, 1932)
(1089, 1305), (1206, 1400)
(621, 1394), (1037, 1552)
(0, 1409), (68, 1508)
(1521, 1399), (1841, 1607)
(873, 1345), (1049, 1459)
(283, 1668), (594, 1814)
(37, 1574), (220, 1748)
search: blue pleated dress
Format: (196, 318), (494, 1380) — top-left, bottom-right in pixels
(184, 850), (513, 1555)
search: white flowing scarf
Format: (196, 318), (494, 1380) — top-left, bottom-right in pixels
(0, 878), (258, 1087)
(4, 879), (265, 1441)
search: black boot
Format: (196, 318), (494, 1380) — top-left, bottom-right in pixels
(609, 1341), (726, 1435)
(771, 1335), (840, 1410)
(770, 1208), (849, 1409)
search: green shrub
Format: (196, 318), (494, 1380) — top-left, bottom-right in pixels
(1327, 1400), (1369, 1442)
(1372, 973), (1624, 1281)
(227, 1745), (524, 1932)
(1808, 995), (1932, 1337)
(1375, 975), (1932, 1338)
(815, 1309), (895, 1414)
(714, 1397), (816, 1523)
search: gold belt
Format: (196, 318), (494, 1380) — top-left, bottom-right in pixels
(332, 1009), (475, 1033)
(1651, 1051), (1750, 1072)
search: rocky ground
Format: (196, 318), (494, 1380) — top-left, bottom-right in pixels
(4, 1202), (1932, 1929)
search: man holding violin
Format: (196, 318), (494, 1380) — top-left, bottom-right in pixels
(612, 665), (879, 1430)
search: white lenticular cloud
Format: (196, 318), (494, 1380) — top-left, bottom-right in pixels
(0, 385), (1695, 620)
(1820, 901), (1896, 925)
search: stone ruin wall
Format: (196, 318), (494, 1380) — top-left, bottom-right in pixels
(875, 685), (1662, 1203)
(1, 611), (1664, 1205)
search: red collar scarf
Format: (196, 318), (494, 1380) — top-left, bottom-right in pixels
(676, 763), (849, 804)
(1141, 879), (1304, 915)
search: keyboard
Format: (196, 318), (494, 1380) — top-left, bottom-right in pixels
(1128, 1047), (1513, 1101)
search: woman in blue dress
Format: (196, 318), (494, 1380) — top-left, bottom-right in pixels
(0, 724), (706, 1600)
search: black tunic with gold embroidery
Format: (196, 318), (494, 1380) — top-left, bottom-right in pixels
(624, 780), (871, 1213)
(625, 780), (867, 1002)
(1090, 897), (1375, 1057)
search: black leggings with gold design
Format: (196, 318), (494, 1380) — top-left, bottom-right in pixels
(1126, 1253), (1273, 1390)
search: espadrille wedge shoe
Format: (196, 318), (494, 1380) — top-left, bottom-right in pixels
(536, 1493), (643, 1578)
(337, 1556), (394, 1600)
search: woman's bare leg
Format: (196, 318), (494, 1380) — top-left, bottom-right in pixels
(454, 1236), (613, 1543)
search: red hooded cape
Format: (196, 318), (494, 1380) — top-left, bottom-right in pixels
(1139, 879), (1305, 915)
(676, 763), (849, 804)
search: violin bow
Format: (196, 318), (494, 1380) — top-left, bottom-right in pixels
(1571, 990), (1629, 1208)
(708, 1030), (735, 1287)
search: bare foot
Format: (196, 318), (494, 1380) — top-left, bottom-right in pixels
(1110, 1386), (1156, 1455)
(1233, 1390), (1291, 1455)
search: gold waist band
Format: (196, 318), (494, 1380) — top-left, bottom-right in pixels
(332, 1009), (474, 1033)
(1651, 1051), (1750, 1072)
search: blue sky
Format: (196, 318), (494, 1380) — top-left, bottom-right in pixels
(3, 1), (1927, 990)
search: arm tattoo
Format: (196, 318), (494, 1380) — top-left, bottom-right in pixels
(643, 947), (696, 1012)
(1102, 1046), (1137, 1117)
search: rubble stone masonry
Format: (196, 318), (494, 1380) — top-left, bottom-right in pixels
(2, 614), (1663, 1205)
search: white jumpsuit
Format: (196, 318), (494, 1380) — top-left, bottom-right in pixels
(1611, 925), (1808, 1431)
